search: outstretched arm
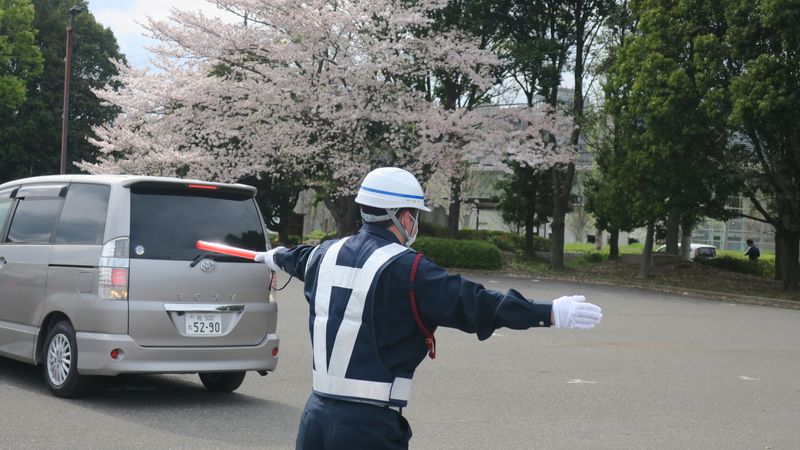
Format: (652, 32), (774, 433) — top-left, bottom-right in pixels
(412, 258), (602, 340)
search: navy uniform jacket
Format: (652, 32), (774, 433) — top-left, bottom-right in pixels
(274, 224), (553, 378)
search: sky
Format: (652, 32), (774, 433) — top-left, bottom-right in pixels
(88, 0), (230, 67)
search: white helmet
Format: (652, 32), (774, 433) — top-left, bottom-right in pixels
(355, 167), (431, 212)
(356, 167), (429, 246)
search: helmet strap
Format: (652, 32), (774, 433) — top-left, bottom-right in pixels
(360, 211), (392, 223)
(387, 208), (418, 247)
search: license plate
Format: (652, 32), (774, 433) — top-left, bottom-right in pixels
(185, 313), (222, 336)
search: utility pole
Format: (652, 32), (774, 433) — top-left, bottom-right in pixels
(60, 5), (83, 175)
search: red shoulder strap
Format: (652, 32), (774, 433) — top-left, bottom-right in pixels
(409, 252), (437, 359)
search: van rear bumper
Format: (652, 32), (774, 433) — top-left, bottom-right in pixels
(75, 332), (279, 376)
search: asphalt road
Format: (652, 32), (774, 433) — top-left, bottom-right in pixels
(1, 273), (799, 449)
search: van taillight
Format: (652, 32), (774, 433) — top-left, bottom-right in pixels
(99, 237), (129, 301)
(111, 268), (128, 286)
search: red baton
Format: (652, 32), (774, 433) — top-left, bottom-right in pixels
(196, 240), (258, 260)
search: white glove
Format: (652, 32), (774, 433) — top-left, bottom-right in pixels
(254, 247), (285, 272)
(551, 295), (603, 329)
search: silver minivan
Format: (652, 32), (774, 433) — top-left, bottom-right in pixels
(0, 175), (279, 397)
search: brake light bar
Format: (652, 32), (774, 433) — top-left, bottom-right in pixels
(188, 184), (218, 190)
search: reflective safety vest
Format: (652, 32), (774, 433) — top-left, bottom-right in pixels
(306, 235), (413, 407)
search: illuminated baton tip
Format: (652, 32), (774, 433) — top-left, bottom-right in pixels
(196, 240), (258, 261)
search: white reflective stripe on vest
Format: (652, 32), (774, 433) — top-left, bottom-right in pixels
(312, 238), (410, 402)
(313, 371), (413, 403)
(304, 245), (320, 279)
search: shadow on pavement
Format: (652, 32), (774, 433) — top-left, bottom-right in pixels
(0, 357), (301, 448)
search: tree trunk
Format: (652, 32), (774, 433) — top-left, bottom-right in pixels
(447, 177), (461, 238)
(780, 229), (799, 291)
(680, 219), (693, 261)
(609, 228), (620, 260)
(550, 163), (576, 270)
(665, 212), (680, 254)
(323, 194), (358, 237)
(639, 221), (655, 279)
(595, 227), (603, 251)
(277, 220), (290, 244)
(524, 172), (536, 257)
(552, 0), (585, 270)
(774, 226), (783, 281)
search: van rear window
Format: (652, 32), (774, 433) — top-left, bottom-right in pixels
(130, 187), (266, 261)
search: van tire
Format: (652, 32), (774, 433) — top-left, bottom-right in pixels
(199, 371), (246, 393)
(43, 321), (91, 398)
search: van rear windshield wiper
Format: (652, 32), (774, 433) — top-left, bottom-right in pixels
(189, 252), (230, 267)
(190, 251), (250, 267)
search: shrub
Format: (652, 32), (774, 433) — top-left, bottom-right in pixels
(413, 236), (501, 270)
(533, 236), (552, 252)
(457, 229), (501, 241)
(303, 229), (337, 243)
(578, 252), (606, 263)
(419, 221), (448, 238)
(695, 255), (775, 278)
(272, 235), (301, 246)
(489, 233), (524, 252)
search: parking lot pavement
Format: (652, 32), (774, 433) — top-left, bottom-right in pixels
(2, 273), (799, 449)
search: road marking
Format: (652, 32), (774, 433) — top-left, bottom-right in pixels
(491, 333), (505, 337)
(738, 376), (760, 381)
(567, 379), (598, 384)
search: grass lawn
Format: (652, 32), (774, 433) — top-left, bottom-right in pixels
(565, 242), (777, 261)
(564, 242), (644, 254)
(500, 246), (796, 303)
(717, 249), (776, 262)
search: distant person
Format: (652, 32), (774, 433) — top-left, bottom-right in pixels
(744, 239), (760, 262)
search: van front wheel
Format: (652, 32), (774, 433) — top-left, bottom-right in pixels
(199, 371), (246, 393)
(43, 321), (90, 398)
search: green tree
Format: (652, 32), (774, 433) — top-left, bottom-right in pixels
(0, 0), (42, 112)
(726, 0), (800, 291)
(605, 0), (738, 278)
(495, 164), (553, 257)
(549, 0), (614, 271)
(585, 0), (637, 260)
(501, 0), (571, 107)
(0, 0), (123, 182)
(498, 0), (569, 259)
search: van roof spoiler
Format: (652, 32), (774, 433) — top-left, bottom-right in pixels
(123, 179), (257, 196)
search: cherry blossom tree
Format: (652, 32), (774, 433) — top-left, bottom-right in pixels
(419, 103), (575, 241)
(82, 0), (574, 235)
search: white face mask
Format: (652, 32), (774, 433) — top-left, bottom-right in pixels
(404, 211), (419, 247)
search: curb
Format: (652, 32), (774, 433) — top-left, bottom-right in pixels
(452, 268), (800, 311)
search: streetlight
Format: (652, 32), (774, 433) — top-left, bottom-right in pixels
(60, 5), (83, 175)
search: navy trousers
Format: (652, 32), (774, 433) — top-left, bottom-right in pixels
(295, 393), (413, 450)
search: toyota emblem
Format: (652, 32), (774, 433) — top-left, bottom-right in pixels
(199, 259), (216, 273)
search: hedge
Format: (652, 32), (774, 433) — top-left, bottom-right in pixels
(695, 255), (776, 278)
(413, 236), (502, 270)
(418, 222), (551, 254)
